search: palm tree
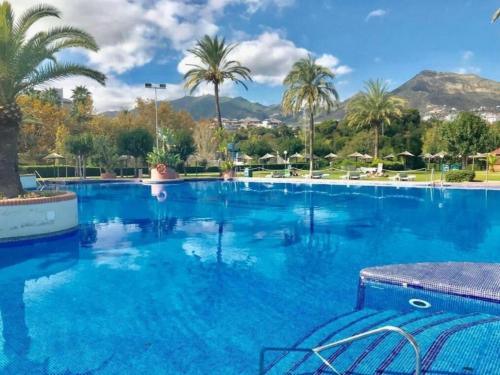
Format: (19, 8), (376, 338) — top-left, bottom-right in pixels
(71, 85), (91, 104)
(71, 85), (93, 129)
(345, 79), (406, 158)
(0, 2), (105, 197)
(492, 9), (500, 22)
(282, 55), (339, 176)
(184, 35), (252, 129)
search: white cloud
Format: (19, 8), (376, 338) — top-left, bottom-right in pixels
(462, 50), (474, 61)
(39, 76), (186, 113)
(457, 50), (481, 75)
(316, 54), (353, 76)
(366, 9), (387, 21)
(178, 32), (351, 86)
(12, 0), (295, 75)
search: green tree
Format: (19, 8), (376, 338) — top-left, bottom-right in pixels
(345, 79), (406, 158)
(441, 112), (492, 165)
(117, 128), (154, 176)
(40, 88), (61, 106)
(92, 135), (118, 174)
(71, 85), (93, 131)
(172, 128), (196, 163)
(0, 2), (105, 197)
(66, 133), (93, 178)
(183, 35), (252, 129)
(282, 55), (339, 175)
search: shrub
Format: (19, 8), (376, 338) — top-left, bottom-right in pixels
(445, 170), (475, 182)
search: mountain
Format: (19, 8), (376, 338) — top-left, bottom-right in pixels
(169, 95), (283, 120)
(100, 71), (500, 122)
(392, 70), (500, 114)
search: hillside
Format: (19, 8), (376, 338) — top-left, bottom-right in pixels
(392, 70), (500, 113)
(169, 95), (283, 120)
(101, 71), (500, 122)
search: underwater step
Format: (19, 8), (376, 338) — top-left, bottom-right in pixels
(262, 309), (500, 374)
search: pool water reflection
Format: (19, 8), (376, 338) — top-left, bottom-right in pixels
(0, 181), (498, 374)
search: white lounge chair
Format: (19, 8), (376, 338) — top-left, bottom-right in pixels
(389, 172), (416, 181)
(341, 171), (367, 180)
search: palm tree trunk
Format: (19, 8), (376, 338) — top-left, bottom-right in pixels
(214, 82), (223, 129)
(374, 124), (380, 159)
(0, 116), (23, 198)
(309, 112), (314, 176)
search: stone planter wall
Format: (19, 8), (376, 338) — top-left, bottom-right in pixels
(0, 192), (78, 241)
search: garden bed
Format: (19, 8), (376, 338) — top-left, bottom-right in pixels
(0, 191), (78, 241)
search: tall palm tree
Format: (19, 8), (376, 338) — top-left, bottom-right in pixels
(345, 79), (406, 158)
(492, 9), (500, 22)
(282, 55), (339, 176)
(71, 85), (91, 104)
(71, 85), (93, 130)
(0, 2), (105, 197)
(184, 35), (252, 129)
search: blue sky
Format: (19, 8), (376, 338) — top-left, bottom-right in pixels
(15, 0), (500, 111)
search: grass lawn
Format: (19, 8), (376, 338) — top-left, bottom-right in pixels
(41, 170), (500, 183)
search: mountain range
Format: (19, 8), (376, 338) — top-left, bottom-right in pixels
(104, 71), (500, 121)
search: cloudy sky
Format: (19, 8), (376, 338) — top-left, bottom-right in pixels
(13, 0), (500, 112)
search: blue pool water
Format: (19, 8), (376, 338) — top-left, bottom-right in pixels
(0, 181), (499, 374)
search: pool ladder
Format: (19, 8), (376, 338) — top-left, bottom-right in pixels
(259, 325), (421, 375)
(34, 170), (48, 191)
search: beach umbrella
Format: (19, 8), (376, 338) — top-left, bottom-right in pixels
(290, 152), (303, 159)
(242, 154), (253, 161)
(305, 154), (319, 160)
(383, 154), (396, 160)
(433, 151), (448, 159)
(43, 152), (64, 178)
(362, 154), (373, 160)
(324, 153), (338, 159)
(398, 151), (414, 170)
(468, 152), (488, 171)
(420, 153), (434, 170)
(259, 153), (274, 163)
(398, 151), (415, 157)
(348, 152), (364, 162)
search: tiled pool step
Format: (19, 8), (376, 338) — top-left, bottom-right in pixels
(262, 308), (500, 374)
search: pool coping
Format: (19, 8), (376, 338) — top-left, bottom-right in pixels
(234, 177), (500, 190)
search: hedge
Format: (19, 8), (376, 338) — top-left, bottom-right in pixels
(445, 170), (475, 182)
(19, 165), (148, 178)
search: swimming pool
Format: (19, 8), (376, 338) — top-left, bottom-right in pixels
(0, 181), (499, 374)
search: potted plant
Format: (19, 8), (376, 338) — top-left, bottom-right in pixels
(221, 160), (235, 180)
(147, 148), (180, 180)
(93, 135), (119, 179)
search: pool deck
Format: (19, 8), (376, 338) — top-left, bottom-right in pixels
(235, 177), (500, 190)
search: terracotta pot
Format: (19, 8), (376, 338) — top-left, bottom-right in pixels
(100, 172), (116, 179)
(222, 170), (235, 181)
(150, 167), (178, 181)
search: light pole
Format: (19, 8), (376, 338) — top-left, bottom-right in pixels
(145, 83), (167, 149)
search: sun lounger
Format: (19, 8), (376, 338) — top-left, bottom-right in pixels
(303, 171), (329, 179)
(267, 171), (285, 178)
(389, 172), (416, 181)
(341, 171), (367, 180)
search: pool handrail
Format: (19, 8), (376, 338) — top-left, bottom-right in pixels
(259, 325), (420, 375)
(312, 325), (421, 375)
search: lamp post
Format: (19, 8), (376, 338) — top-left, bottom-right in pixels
(284, 150), (288, 171)
(145, 83), (167, 149)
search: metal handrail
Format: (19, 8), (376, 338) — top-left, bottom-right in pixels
(34, 170), (47, 191)
(312, 325), (421, 375)
(259, 326), (420, 375)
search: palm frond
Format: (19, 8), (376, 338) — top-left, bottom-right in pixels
(493, 8), (500, 22)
